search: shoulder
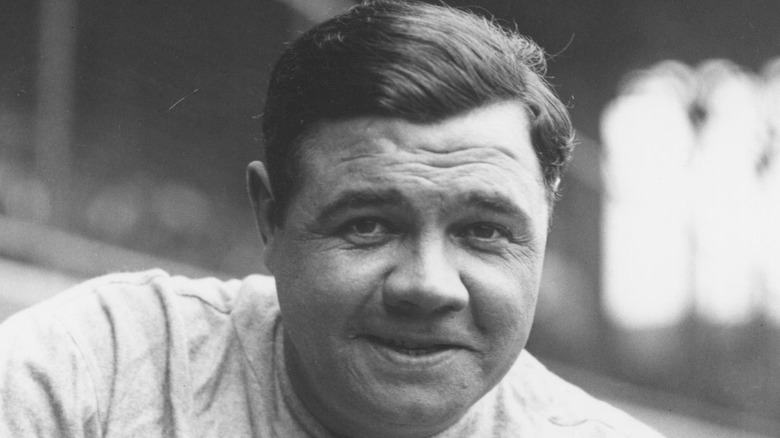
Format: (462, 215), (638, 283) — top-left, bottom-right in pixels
(0, 270), (173, 356)
(497, 351), (665, 438)
(0, 270), (279, 434)
(9, 269), (276, 328)
(0, 269), (279, 371)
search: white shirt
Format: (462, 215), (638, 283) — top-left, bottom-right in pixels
(0, 270), (663, 437)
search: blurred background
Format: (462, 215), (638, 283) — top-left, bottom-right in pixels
(1, 0), (779, 436)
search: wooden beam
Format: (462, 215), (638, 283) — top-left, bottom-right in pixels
(34, 0), (78, 228)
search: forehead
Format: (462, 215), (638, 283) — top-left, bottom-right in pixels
(300, 102), (540, 171)
(294, 101), (548, 221)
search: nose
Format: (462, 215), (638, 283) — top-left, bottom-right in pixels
(382, 236), (469, 316)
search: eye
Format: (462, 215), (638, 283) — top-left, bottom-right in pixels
(455, 222), (517, 252)
(340, 217), (394, 246)
(465, 223), (504, 240)
(461, 223), (509, 241)
(349, 218), (385, 235)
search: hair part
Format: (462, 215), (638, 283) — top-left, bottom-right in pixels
(262, 0), (574, 225)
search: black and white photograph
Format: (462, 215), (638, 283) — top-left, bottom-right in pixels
(1, 0), (778, 436)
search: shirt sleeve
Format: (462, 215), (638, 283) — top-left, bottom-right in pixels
(0, 309), (101, 438)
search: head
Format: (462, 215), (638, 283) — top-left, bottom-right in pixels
(260, 0), (574, 225)
(248, 1), (574, 437)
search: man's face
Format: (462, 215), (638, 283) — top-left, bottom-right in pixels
(258, 101), (549, 437)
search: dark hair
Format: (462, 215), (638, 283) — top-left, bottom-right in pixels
(262, 0), (574, 224)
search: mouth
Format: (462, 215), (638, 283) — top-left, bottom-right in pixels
(363, 335), (460, 358)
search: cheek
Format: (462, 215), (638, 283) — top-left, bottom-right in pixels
(468, 261), (541, 347)
(274, 243), (385, 327)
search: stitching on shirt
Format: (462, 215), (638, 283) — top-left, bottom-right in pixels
(101, 270), (167, 287)
(174, 291), (232, 315)
(40, 270), (166, 309)
(548, 415), (633, 437)
(51, 315), (104, 435)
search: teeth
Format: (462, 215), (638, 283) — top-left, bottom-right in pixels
(391, 339), (425, 349)
(376, 337), (446, 356)
(392, 346), (435, 356)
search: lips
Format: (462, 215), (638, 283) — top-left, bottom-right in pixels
(364, 335), (459, 357)
(377, 337), (447, 355)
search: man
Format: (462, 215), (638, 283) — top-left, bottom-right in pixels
(0, 1), (664, 436)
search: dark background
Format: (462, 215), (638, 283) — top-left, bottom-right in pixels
(3, 0), (778, 231)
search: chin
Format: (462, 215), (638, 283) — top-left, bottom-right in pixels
(350, 381), (477, 435)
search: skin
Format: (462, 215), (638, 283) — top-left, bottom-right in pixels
(248, 101), (550, 438)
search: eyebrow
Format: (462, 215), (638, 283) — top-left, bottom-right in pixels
(316, 188), (533, 227)
(459, 192), (531, 228)
(316, 188), (409, 223)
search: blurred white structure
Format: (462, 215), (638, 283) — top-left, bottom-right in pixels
(691, 61), (764, 325)
(601, 62), (696, 329)
(601, 58), (780, 328)
(761, 59), (780, 325)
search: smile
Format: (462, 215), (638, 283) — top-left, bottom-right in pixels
(362, 335), (463, 366)
(369, 336), (452, 356)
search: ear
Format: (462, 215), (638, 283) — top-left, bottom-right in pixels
(247, 161), (278, 269)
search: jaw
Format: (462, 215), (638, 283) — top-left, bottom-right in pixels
(282, 331), (490, 438)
